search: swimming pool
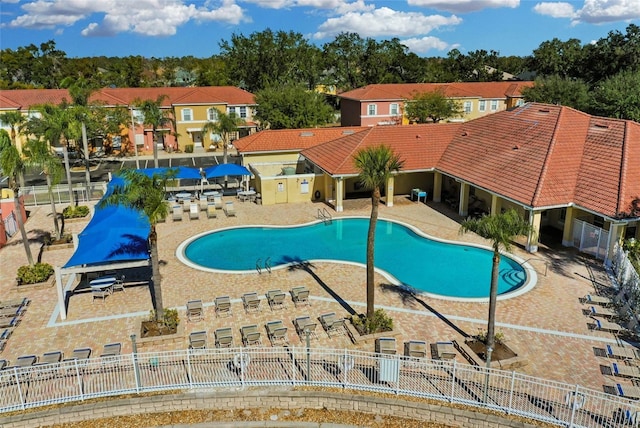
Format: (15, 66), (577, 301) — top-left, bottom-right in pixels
(177, 217), (536, 301)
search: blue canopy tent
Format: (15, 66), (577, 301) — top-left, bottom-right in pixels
(138, 167), (202, 180)
(55, 176), (153, 320)
(204, 164), (252, 191)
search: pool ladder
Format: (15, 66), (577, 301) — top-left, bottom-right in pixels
(256, 257), (272, 275)
(317, 207), (332, 225)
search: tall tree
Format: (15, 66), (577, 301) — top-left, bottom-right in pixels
(201, 110), (245, 186)
(353, 145), (403, 323)
(459, 209), (534, 368)
(582, 24), (640, 84)
(22, 139), (64, 239)
(254, 85), (336, 129)
(322, 32), (367, 92)
(522, 75), (590, 111)
(0, 130), (34, 265)
(528, 38), (584, 79)
(589, 69), (640, 121)
(99, 169), (171, 322)
(404, 90), (464, 123)
(134, 96), (174, 169)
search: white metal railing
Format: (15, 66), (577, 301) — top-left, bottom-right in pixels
(20, 182), (107, 207)
(612, 243), (640, 297)
(572, 219), (609, 260)
(0, 347), (638, 427)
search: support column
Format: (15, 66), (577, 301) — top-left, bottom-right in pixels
(335, 177), (344, 213)
(562, 207), (575, 247)
(526, 210), (542, 253)
(490, 194), (502, 216)
(606, 222), (625, 264)
(385, 176), (395, 207)
(433, 172), (442, 203)
(458, 183), (469, 217)
(55, 267), (67, 321)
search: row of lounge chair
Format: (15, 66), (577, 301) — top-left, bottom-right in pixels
(185, 287), (312, 323)
(0, 343), (120, 371)
(189, 321), (290, 349)
(0, 298), (29, 352)
(172, 200), (236, 221)
(374, 338), (457, 360)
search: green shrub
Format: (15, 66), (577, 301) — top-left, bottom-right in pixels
(350, 309), (393, 335)
(476, 330), (505, 344)
(148, 308), (180, 328)
(17, 263), (54, 285)
(63, 205), (89, 218)
(184, 144), (194, 153)
(44, 233), (72, 245)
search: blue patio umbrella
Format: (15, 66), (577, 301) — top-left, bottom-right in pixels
(137, 167), (202, 180)
(204, 163), (251, 179)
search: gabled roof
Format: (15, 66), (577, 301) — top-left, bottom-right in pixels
(298, 103), (640, 219)
(301, 124), (461, 175)
(338, 82), (534, 101)
(234, 127), (367, 153)
(0, 86), (256, 109)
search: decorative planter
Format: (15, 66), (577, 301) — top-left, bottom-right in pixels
(63, 216), (89, 223)
(42, 242), (74, 251)
(345, 320), (399, 345)
(16, 275), (55, 290)
(462, 338), (528, 370)
(136, 320), (185, 350)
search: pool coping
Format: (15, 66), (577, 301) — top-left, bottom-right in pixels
(175, 216), (538, 303)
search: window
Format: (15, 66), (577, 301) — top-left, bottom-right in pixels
(479, 100), (486, 112)
(516, 99), (525, 107)
(132, 109), (144, 124)
(368, 104), (377, 116)
(227, 106), (237, 116)
(463, 101), (472, 114)
(490, 100), (498, 111)
(239, 106), (247, 118)
(182, 108), (193, 121)
(207, 108), (219, 121)
(389, 103), (399, 115)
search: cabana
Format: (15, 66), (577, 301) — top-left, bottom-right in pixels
(204, 163), (252, 190)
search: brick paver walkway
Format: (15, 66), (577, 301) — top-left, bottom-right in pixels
(0, 195), (626, 393)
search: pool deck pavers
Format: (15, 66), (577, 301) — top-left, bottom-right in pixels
(0, 195), (630, 393)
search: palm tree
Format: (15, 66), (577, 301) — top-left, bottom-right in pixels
(134, 96), (174, 169)
(98, 169), (171, 322)
(22, 139), (64, 240)
(202, 110), (245, 181)
(0, 111), (27, 187)
(0, 130), (34, 265)
(459, 209), (535, 368)
(353, 145), (403, 323)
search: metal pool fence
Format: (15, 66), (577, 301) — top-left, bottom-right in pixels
(0, 347), (638, 426)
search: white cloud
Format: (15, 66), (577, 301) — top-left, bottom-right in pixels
(241, 0), (372, 14)
(533, 2), (576, 19)
(408, 0), (519, 13)
(313, 7), (462, 39)
(5, 0), (248, 35)
(534, 0), (640, 24)
(401, 36), (457, 54)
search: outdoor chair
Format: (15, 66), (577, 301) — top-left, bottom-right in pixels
(611, 362), (640, 380)
(589, 305), (618, 319)
(207, 202), (217, 219)
(199, 197), (208, 212)
(0, 359), (7, 370)
(182, 201), (190, 212)
(266, 289), (286, 311)
(375, 337), (396, 355)
(213, 195), (223, 209)
(242, 292), (261, 313)
(593, 318), (624, 334)
(290, 286), (310, 307)
(112, 275), (126, 293)
(319, 312), (345, 337)
(266, 320), (289, 346)
(214, 327), (233, 348)
(241, 324), (262, 346)
(172, 205), (182, 221)
(0, 306), (24, 318)
(101, 343), (122, 357)
(605, 344), (640, 360)
(0, 297), (29, 310)
(40, 351), (63, 365)
(186, 299), (204, 322)
(189, 202), (199, 220)
(16, 355), (37, 367)
(294, 316), (318, 340)
(214, 296), (232, 317)
(65, 347), (92, 361)
(404, 340), (427, 359)
(189, 331), (207, 350)
(582, 294), (614, 307)
(0, 316), (19, 329)
(224, 201), (236, 217)
(433, 341), (456, 360)
(91, 286), (111, 303)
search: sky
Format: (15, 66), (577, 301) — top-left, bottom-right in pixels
(1, 0), (639, 59)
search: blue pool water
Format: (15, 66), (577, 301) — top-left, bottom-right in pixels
(182, 218), (528, 299)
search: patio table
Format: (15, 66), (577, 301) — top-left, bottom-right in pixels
(238, 190), (256, 202)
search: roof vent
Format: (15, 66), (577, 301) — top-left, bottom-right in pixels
(299, 131), (314, 137)
(342, 130), (355, 135)
(538, 108), (550, 113)
(513, 145), (520, 150)
(461, 131), (469, 136)
(593, 122), (609, 129)
(416, 134), (421, 139)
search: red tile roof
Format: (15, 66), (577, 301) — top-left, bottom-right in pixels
(233, 127), (367, 153)
(0, 86), (255, 109)
(298, 103), (639, 219)
(338, 82), (534, 101)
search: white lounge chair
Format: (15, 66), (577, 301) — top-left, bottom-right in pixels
(189, 202), (199, 220)
(172, 205), (182, 221)
(375, 337), (396, 355)
(207, 202), (217, 219)
(224, 201), (236, 217)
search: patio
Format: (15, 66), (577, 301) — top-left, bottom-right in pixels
(0, 194), (626, 393)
